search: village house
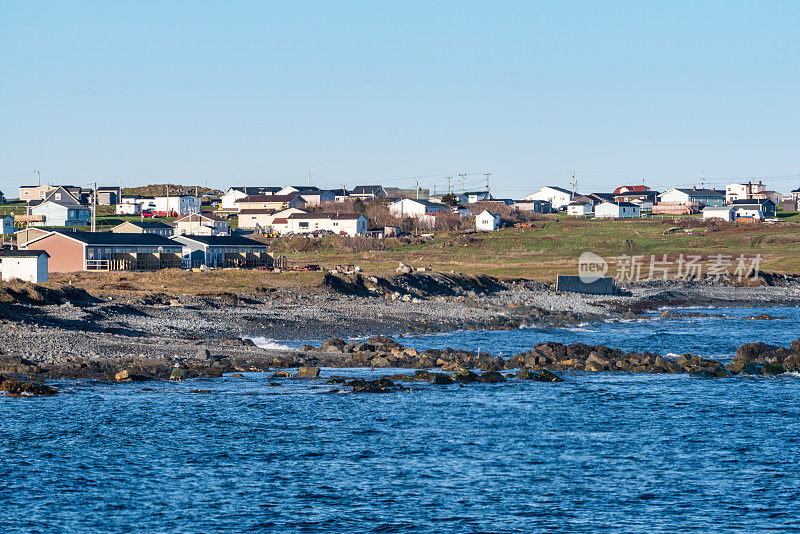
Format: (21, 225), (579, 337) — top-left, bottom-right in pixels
(350, 186), (387, 200)
(237, 208), (305, 231)
(112, 221), (175, 236)
(702, 206), (735, 222)
(475, 210), (501, 231)
(614, 191), (658, 212)
(27, 187), (91, 227)
(115, 200), (141, 215)
(459, 191), (494, 204)
(566, 198), (593, 216)
(511, 200), (551, 213)
(278, 185), (320, 196)
(725, 181), (767, 204)
(524, 186), (575, 210)
(594, 201), (641, 219)
(19, 185), (56, 202)
(153, 195), (201, 216)
(22, 230), (183, 272)
(0, 250), (49, 283)
(328, 188), (350, 202)
(281, 213), (368, 236)
(170, 235), (272, 269)
(94, 187), (121, 205)
(235, 194), (305, 212)
(657, 187), (725, 207)
(730, 199), (776, 219)
(613, 185), (650, 195)
(173, 213), (230, 236)
(298, 190), (336, 206)
(219, 187), (281, 212)
(388, 198), (450, 218)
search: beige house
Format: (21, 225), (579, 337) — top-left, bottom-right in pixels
(235, 194), (306, 212)
(238, 208), (305, 230)
(174, 213), (230, 236)
(19, 185), (56, 202)
(111, 221), (174, 236)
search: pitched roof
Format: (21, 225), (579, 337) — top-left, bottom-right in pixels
(673, 188), (725, 197)
(602, 201), (639, 207)
(589, 193), (616, 201)
(286, 212), (364, 220)
(730, 199), (775, 205)
(613, 185), (650, 194)
(47, 230), (178, 247)
(116, 221), (174, 229)
(351, 185), (384, 195)
(238, 209), (276, 215)
(283, 186), (320, 192)
(173, 235), (267, 247)
(236, 194), (300, 203)
(174, 213), (226, 223)
(1, 249), (49, 258)
(231, 186), (281, 195)
(543, 186), (573, 195)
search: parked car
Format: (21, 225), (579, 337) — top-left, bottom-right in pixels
(141, 210), (156, 218)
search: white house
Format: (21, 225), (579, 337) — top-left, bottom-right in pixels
(657, 188), (726, 207)
(594, 201), (641, 218)
(153, 195), (201, 215)
(2, 215), (14, 235)
(702, 206), (735, 221)
(173, 213), (230, 236)
(278, 185), (320, 196)
(524, 186), (575, 210)
(299, 190), (336, 206)
(460, 192), (493, 204)
(475, 210), (501, 231)
(734, 207), (764, 220)
(566, 201), (593, 216)
(726, 182), (767, 204)
(1, 250), (49, 283)
(220, 187), (280, 211)
(116, 201), (141, 215)
(282, 213), (368, 236)
(388, 199), (450, 218)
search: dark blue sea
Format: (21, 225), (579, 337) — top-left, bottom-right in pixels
(3, 306), (800, 533)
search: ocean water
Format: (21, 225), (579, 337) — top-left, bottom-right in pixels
(258, 305), (800, 361)
(3, 306), (800, 533)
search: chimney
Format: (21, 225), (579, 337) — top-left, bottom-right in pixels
(693, 186), (697, 191)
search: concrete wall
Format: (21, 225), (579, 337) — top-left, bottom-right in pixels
(556, 275), (616, 295)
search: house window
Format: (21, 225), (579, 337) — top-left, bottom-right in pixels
(299, 222), (309, 229)
(55, 193), (61, 200)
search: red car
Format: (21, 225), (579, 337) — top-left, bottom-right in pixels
(141, 210), (156, 218)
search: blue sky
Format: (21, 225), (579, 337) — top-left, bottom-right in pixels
(2, 1), (798, 197)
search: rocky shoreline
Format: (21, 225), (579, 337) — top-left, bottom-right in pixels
(2, 273), (800, 395)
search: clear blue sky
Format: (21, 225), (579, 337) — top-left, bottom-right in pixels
(2, 1), (799, 197)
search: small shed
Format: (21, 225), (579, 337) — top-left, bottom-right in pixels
(1, 250), (49, 283)
(702, 206), (735, 222)
(475, 210), (501, 231)
(1, 215), (13, 235)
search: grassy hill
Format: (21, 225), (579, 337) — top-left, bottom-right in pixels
(121, 184), (223, 197)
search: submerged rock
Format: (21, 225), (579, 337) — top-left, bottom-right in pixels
(295, 366), (321, 379)
(0, 374), (58, 397)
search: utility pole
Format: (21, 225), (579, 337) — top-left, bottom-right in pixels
(36, 170), (40, 186)
(459, 173), (466, 194)
(484, 172), (491, 194)
(91, 181), (97, 232)
(446, 176), (452, 194)
(700, 171), (704, 189)
(308, 172), (311, 187)
(415, 177), (419, 199)
(571, 173), (578, 198)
